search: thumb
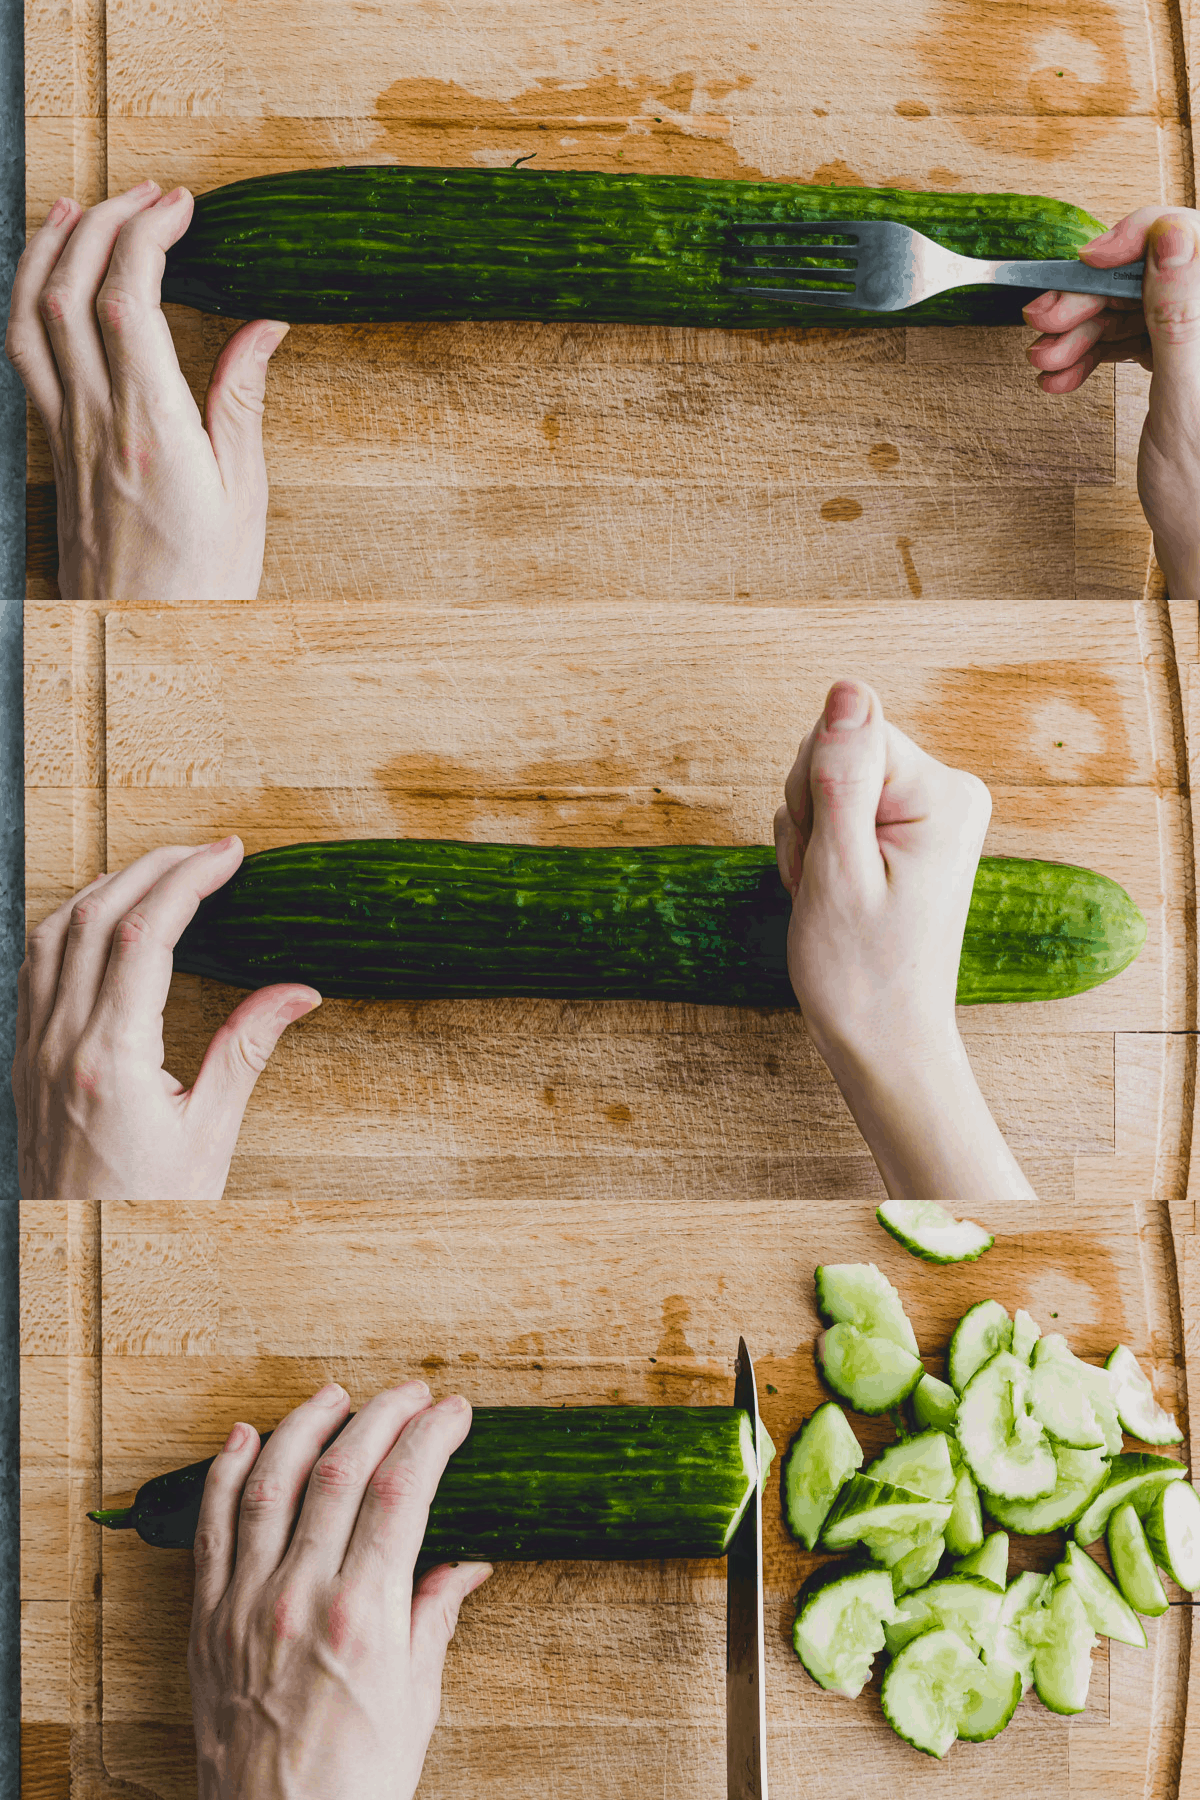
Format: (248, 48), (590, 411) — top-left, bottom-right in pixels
(409, 1561), (492, 1681)
(203, 319), (289, 490)
(804, 679), (888, 895)
(1142, 214), (1200, 389)
(188, 982), (320, 1147)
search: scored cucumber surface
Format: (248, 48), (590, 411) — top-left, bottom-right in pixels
(161, 167), (1108, 329)
(173, 841), (1146, 1007)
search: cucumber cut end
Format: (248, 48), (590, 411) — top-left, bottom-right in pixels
(1143, 1480), (1200, 1591)
(88, 1507), (135, 1530)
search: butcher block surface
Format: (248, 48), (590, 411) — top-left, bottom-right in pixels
(18, 0), (1200, 1795)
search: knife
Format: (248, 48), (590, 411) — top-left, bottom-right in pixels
(727, 1336), (768, 1800)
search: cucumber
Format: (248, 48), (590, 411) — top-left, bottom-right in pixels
(89, 1404), (757, 1560)
(911, 1374), (959, 1434)
(1057, 1542), (1146, 1647)
(883, 1575), (1003, 1658)
(1104, 1345), (1183, 1446)
(174, 841), (1146, 1008)
(160, 167), (1109, 331)
(982, 1444), (1109, 1535)
(948, 1301), (1013, 1394)
(819, 1476), (952, 1553)
(944, 1468), (985, 1557)
(876, 1200), (993, 1265)
(1142, 1479), (1200, 1591)
(815, 1326), (924, 1415)
(956, 1352), (1057, 1502)
(1011, 1309), (1041, 1365)
(1031, 1580), (1096, 1715)
(1029, 1335), (1122, 1454)
(957, 1657), (1023, 1743)
(792, 1561), (898, 1698)
(990, 1569), (1053, 1692)
(814, 1264), (919, 1355)
(881, 1627), (980, 1759)
(780, 1403), (864, 1551)
(864, 1430), (955, 1501)
(952, 1531), (1008, 1590)
(1107, 1502), (1169, 1616)
(1072, 1452), (1188, 1547)
(886, 1532), (948, 1595)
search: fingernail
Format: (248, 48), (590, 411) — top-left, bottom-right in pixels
(275, 992), (320, 1026)
(400, 1378), (431, 1397)
(159, 185), (185, 206)
(256, 322), (290, 360)
(223, 1421), (250, 1453)
(134, 179), (160, 196)
(824, 681), (869, 730)
(207, 834), (238, 853)
(314, 1382), (347, 1407)
(466, 1564), (493, 1592)
(438, 1393), (470, 1413)
(1153, 223), (1196, 269)
(47, 197), (75, 228)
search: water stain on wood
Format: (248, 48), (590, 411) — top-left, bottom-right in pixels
(910, 663), (1135, 787)
(819, 496), (863, 522)
(896, 535), (923, 598)
(868, 442), (900, 472)
(657, 1294), (695, 1359)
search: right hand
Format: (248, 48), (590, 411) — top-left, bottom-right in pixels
(188, 1381), (491, 1800)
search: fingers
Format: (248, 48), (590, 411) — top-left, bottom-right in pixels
(203, 320), (289, 495)
(1079, 205), (1177, 268)
(774, 801), (802, 897)
(230, 1383), (355, 1587)
(36, 181), (163, 411)
(5, 196), (82, 436)
(190, 1421), (262, 1620)
(409, 1559), (492, 1682)
(285, 1382), (434, 1575)
(1140, 213), (1200, 402)
(187, 982), (320, 1157)
(24, 869), (119, 1053)
(96, 187), (200, 423)
(342, 1394), (474, 1584)
(800, 680), (889, 896)
(1022, 288), (1110, 336)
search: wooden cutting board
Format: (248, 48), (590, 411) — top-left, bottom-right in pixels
(18, 1), (1200, 1796)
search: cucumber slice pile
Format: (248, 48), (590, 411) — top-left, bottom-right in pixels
(792, 1562), (898, 1698)
(1105, 1345), (1183, 1446)
(884, 1574), (1002, 1657)
(881, 1627), (982, 1759)
(876, 1200), (994, 1265)
(956, 1351), (1058, 1501)
(814, 1263), (922, 1413)
(984, 1444), (1109, 1534)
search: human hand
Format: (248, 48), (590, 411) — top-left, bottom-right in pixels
(774, 679), (1034, 1199)
(1022, 206), (1200, 598)
(5, 182), (288, 599)
(189, 1381), (490, 1800)
(14, 838), (320, 1199)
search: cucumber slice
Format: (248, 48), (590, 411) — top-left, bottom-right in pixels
(815, 1262), (919, 1355)
(820, 1475), (952, 1552)
(956, 1351), (1057, 1501)
(990, 1569), (1052, 1692)
(948, 1300), (1012, 1393)
(1072, 1452), (1188, 1546)
(911, 1373), (958, 1434)
(865, 1430), (955, 1502)
(1031, 1580), (1096, 1715)
(876, 1200), (994, 1265)
(780, 1403), (864, 1551)
(1142, 1479), (1200, 1591)
(983, 1445), (1109, 1535)
(1029, 1335), (1121, 1454)
(944, 1467), (985, 1557)
(881, 1627), (979, 1759)
(1057, 1542), (1146, 1647)
(792, 1561), (898, 1698)
(888, 1533), (946, 1594)
(1107, 1501), (1169, 1617)
(1105, 1345), (1183, 1446)
(884, 1575), (1003, 1658)
(815, 1324), (923, 1415)
(957, 1657), (1023, 1742)
(1011, 1309), (1041, 1365)
(952, 1530), (1008, 1590)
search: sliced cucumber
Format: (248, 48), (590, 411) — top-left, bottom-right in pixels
(957, 1656), (1023, 1743)
(1057, 1542), (1146, 1647)
(792, 1561), (898, 1698)
(815, 1325), (923, 1415)
(881, 1627), (978, 1759)
(948, 1300), (1012, 1393)
(911, 1373), (958, 1434)
(1107, 1501), (1169, 1617)
(983, 1445), (1109, 1535)
(1031, 1579), (1096, 1715)
(1142, 1479), (1200, 1591)
(1105, 1345), (1183, 1446)
(944, 1467), (985, 1557)
(814, 1262), (919, 1355)
(1011, 1309), (1041, 1365)
(820, 1476), (952, 1553)
(952, 1530), (1008, 1590)
(888, 1533), (947, 1594)
(990, 1569), (1052, 1692)
(876, 1200), (994, 1265)
(1029, 1335), (1121, 1454)
(1072, 1452), (1187, 1546)
(780, 1403), (863, 1551)
(956, 1351), (1057, 1502)
(884, 1575), (1003, 1658)
(865, 1430), (955, 1502)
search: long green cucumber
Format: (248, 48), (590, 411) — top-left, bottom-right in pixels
(90, 1406), (756, 1561)
(160, 166), (1106, 328)
(173, 840), (1145, 1007)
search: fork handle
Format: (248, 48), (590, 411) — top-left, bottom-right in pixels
(989, 258), (1143, 300)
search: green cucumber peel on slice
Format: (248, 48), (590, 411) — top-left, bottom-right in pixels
(957, 1656), (1023, 1742)
(1142, 1479), (1200, 1591)
(952, 1530), (1008, 1589)
(1072, 1452), (1188, 1546)
(990, 1569), (1053, 1692)
(881, 1626), (980, 1759)
(956, 1351), (1057, 1502)
(1105, 1345), (1183, 1446)
(1031, 1579), (1097, 1715)
(865, 1430), (956, 1502)
(780, 1403), (863, 1550)
(814, 1263), (919, 1355)
(944, 1468), (985, 1557)
(911, 1373), (958, 1434)
(883, 1574), (1003, 1658)
(1057, 1542), (1146, 1647)
(983, 1445), (1109, 1535)
(949, 1300), (1012, 1393)
(815, 1324), (923, 1415)
(792, 1561), (898, 1698)
(1029, 1335), (1122, 1454)
(1011, 1309), (1041, 1364)
(1107, 1501), (1169, 1616)
(875, 1200), (994, 1265)
(819, 1475), (952, 1552)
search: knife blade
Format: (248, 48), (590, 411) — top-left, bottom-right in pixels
(727, 1336), (768, 1800)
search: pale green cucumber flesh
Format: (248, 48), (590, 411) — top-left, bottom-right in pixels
(780, 1403), (863, 1551)
(984, 1445), (1109, 1535)
(1073, 1453), (1187, 1546)
(1031, 1580), (1096, 1715)
(1107, 1502), (1169, 1616)
(889, 1534), (947, 1594)
(865, 1429), (955, 1501)
(1030, 1335), (1121, 1454)
(1142, 1480), (1200, 1591)
(956, 1351), (1057, 1502)
(814, 1263), (919, 1354)
(792, 1562), (897, 1698)
(1105, 1345), (1183, 1446)
(1058, 1542), (1146, 1647)
(957, 1657), (1023, 1742)
(816, 1325), (923, 1415)
(883, 1575), (1002, 1658)
(1011, 1309), (1041, 1364)
(952, 1530), (1008, 1589)
(992, 1569), (1053, 1691)
(881, 1627), (979, 1759)
(949, 1301), (1013, 1393)
(820, 1475), (951, 1552)
(875, 1200), (994, 1265)
(912, 1373), (959, 1433)
(944, 1467), (985, 1557)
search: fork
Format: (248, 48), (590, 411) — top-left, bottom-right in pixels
(728, 218), (1144, 311)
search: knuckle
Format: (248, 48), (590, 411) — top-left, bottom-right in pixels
(231, 1029), (271, 1076)
(68, 895), (107, 935)
(96, 283), (138, 333)
(240, 1471), (289, 1518)
(191, 1525), (225, 1571)
(309, 1450), (366, 1497)
(115, 908), (155, 951)
(38, 283), (73, 325)
(368, 1459), (425, 1513)
(66, 1049), (102, 1097)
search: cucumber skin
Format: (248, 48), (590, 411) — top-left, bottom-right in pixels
(1073, 1452), (1188, 1547)
(160, 166), (1107, 328)
(174, 841), (1146, 1008)
(780, 1403), (864, 1551)
(91, 1406), (753, 1561)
